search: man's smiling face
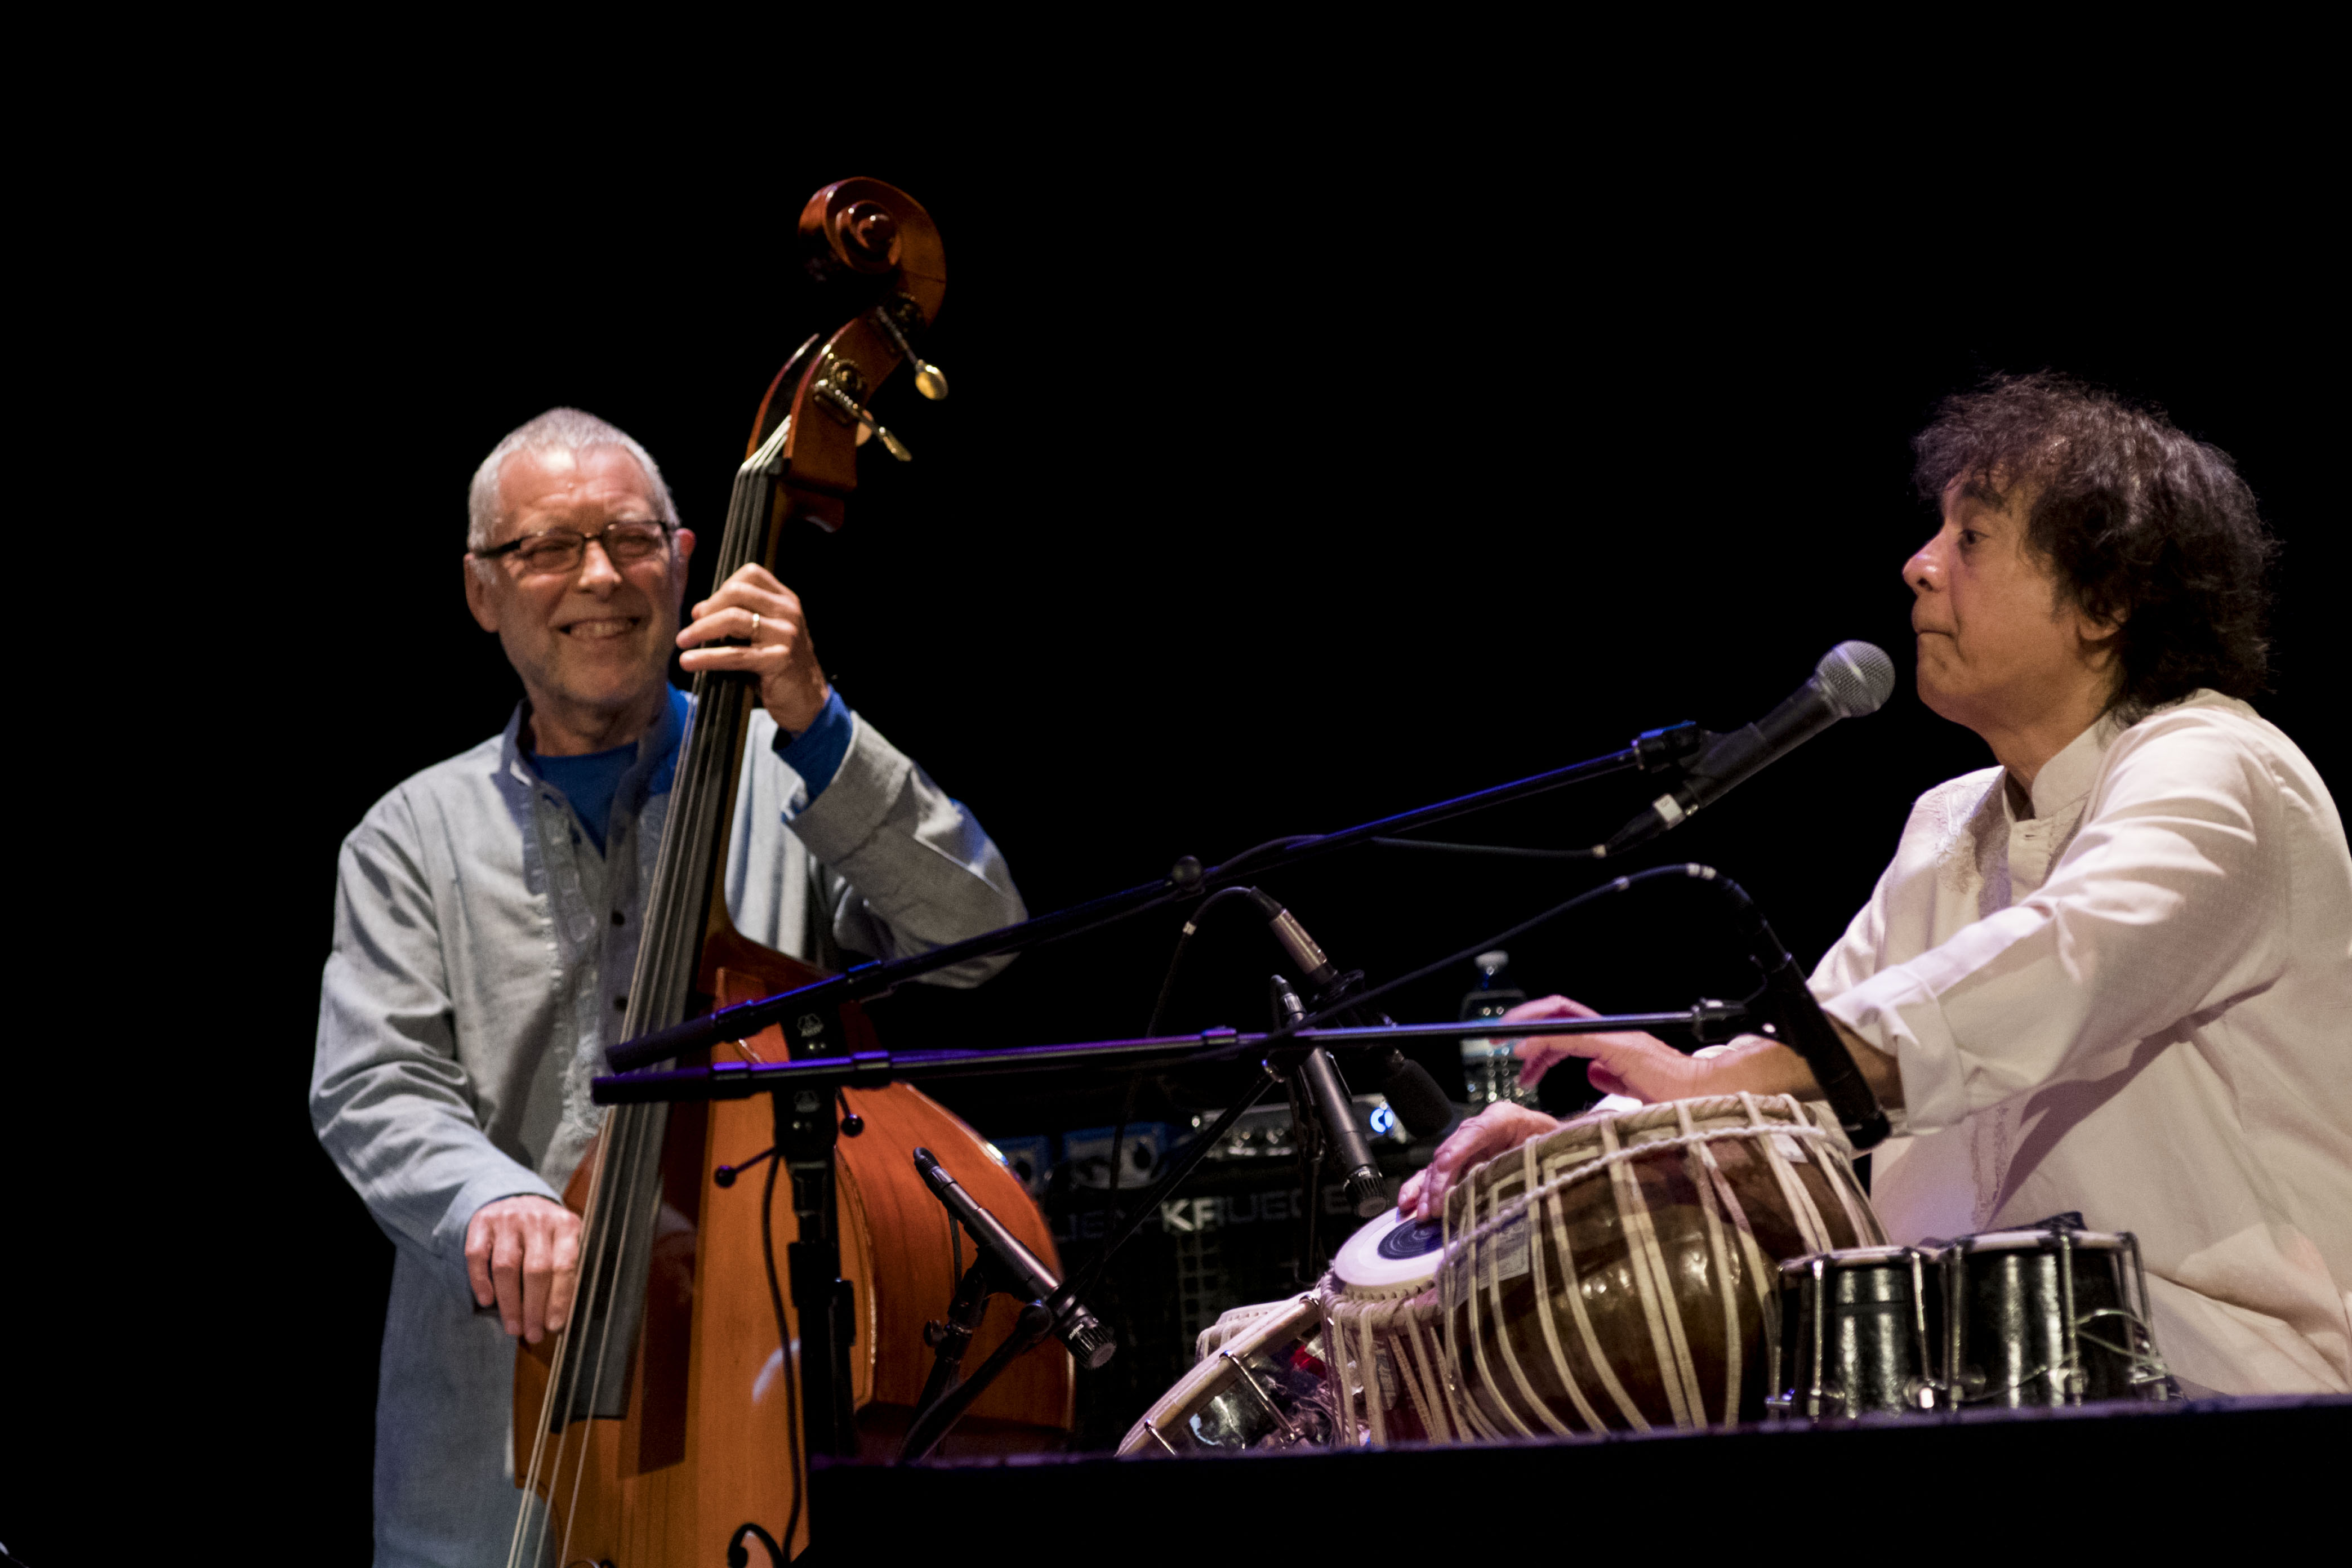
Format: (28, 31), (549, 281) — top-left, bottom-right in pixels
(463, 445), (694, 747)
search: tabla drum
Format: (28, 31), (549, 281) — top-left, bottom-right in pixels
(1942, 1225), (2174, 1406)
(1441, 1092), (1882, 1436)
(1319, 1207), (1468, 1446)
(1118, 1294), (1337, 1456)
(1766, 1246), (1943, 1419)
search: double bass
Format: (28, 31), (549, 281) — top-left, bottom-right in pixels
(509, 179), (1070, 1567)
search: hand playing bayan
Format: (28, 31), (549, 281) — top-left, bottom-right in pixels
(1397, 1102), (1560, 1222)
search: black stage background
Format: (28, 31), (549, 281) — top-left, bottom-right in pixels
(6, 158), (2337, 1559)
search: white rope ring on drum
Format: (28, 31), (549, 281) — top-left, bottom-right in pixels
(1443, 1120), (1837, 1262)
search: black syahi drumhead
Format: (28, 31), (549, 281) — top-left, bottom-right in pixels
(1378, 1217), (1445, 1261)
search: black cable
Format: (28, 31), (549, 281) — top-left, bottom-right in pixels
(761, 1150), (801, 1556)
(1112, 883), (1264, 1223)
(1102, 1069), (1143, 1233)
(1142, 884), (1264, 1040)
(1210, 833), (1322, 876)
(727, 1522), (787, 1567)
(1370, 836), (1602, 861)
(1281, 865), (1716, 1044)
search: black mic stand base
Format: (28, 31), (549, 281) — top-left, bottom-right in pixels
(905, 1259), (994, 1444)
(897, 1303), (1057, 1465)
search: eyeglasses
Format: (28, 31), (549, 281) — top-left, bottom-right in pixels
(473, 519), (676, 577)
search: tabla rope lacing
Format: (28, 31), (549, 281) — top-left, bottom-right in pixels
(1675, 1099), (1742, 1428)
(1486, 1143), (1574, 1437)
(1442, 1120), (1836, 1262)
(1605, 1121), (1696, 1430)
(1530, 1153), (1641, 1431)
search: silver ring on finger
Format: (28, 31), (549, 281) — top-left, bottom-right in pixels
(750, 612), (762, 641)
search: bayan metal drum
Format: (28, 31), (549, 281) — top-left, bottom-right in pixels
(1943, 1223), (2174, 1407)
(1118, 1294), (1336, 1456)
(1441, 1093), (1882, 1436)
(1321, 1208), (1465, 1446)
(1767, 1246), (1943, 1419)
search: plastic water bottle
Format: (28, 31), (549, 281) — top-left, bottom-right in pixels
(1458, 950), (1531, 1106)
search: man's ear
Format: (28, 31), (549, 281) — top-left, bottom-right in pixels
(464, 556), (500, 632)
(2074, 602), (2126, 664)
(669, 528), (697, 609)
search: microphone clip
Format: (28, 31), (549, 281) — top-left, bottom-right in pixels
(1632, 721), (1708, 773)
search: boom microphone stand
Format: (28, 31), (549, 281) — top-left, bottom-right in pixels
(605, 725), (1707, 1075)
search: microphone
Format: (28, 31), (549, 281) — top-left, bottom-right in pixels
(1708, 876), (1890, 1149)
(1606, 642), (1895, 856)
(911, 1148), (1117, 1369)
(1245, 891), (1458, 1139)
(1272, 975), (1388, 1218)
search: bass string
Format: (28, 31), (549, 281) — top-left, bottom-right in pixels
(556, 448), (767, 1352)
(620, 451), (770, 1020)
(545, 1102), (654, 1564)
(513, 1100), (635, 1568)
(527, 683), (729, 1561)
(559, 1104), (662, 1567)
(567, 454), (774, 1560)
(624, 442), (770, 948)
(513, 424), (795, 1565)
(507, 1121), (616, 1568)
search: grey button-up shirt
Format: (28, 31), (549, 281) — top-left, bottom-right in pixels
(312, 691), (1024, 1567)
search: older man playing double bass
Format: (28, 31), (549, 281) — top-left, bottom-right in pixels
(1403, 375), (2351, 1397)
(312, 408), (1026, 1566)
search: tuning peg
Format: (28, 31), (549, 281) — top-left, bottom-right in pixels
(870, 306), (948, 400)
(814, 376), (912, 462)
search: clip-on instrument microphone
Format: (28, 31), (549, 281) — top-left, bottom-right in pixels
(1245, 890), (1457, 1141)
(1270, 974), (1388, 1219)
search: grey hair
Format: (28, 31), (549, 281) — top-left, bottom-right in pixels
(465, 407), (680, 554)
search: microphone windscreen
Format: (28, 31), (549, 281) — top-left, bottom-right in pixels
(1816, 641), (1895, 719)
(1378, 1054), (1458, 1139)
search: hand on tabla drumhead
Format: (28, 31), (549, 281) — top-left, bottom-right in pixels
(1505, 994), (1700, 1102)
(1398, 1102), (1559, 1222)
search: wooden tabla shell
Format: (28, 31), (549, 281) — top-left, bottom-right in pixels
(1441, 1092), (1882, 1437)
(1318, 1208), (1467, 1447)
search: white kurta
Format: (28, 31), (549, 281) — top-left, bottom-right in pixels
(1811, 691), (2352, 1395)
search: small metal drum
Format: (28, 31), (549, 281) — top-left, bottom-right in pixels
(1119, 1294), (1337, 1455)
(1943, 1224), (2174, 1407)
(1767, 1246), (1943, 1419)
(1321, 1208), (1466, 1446)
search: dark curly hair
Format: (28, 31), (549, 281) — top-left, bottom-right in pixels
(1912, 372), (2278, 719)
